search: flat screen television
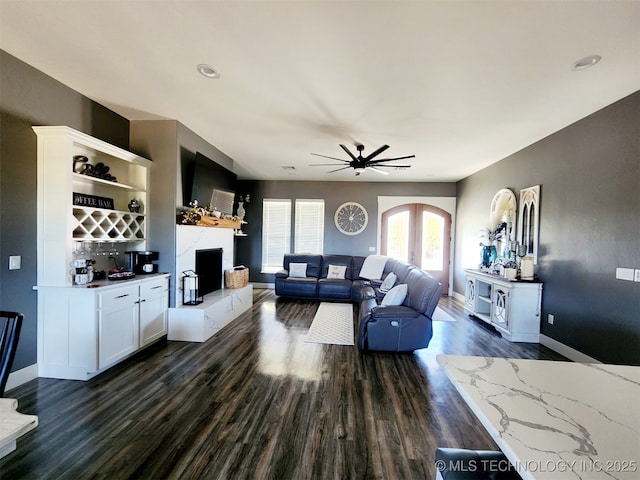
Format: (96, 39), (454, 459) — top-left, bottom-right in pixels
(184, 151), (237, 213)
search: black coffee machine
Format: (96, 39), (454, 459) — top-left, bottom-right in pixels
(126, 251), (159, 274)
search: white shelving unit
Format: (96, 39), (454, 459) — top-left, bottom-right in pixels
(464, 269), (542, 342)
(33, 126), (168, 381)
(33, 126), (151, 286)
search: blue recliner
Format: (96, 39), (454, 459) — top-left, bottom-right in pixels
(358, 261), (442, 352)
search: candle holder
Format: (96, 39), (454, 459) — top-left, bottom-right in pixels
(182, 270), (203, 305)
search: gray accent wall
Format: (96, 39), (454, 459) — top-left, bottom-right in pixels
(130, 119), (236, 306)
(234, 181), (456, 284)
(0, 50), (130, 371)
(454, 91), (640, 365)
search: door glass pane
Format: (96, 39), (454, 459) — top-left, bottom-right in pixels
(386, 211), (409, 262)
(421, 211), (444, 270)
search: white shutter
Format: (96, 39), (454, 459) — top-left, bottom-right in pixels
(261, 199), (292, 273)
(294, 199), (324, 254)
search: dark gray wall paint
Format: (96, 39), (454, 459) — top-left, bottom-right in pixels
(454, 91), (640, 365)
(130, 120), (237, 307)
(0, 50), (129, 371)
(234, 181), (456, 284)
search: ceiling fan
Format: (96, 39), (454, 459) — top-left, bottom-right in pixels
(310, 144), (414, 176)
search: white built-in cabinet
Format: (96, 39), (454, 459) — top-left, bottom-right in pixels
(37, 276), (169, 380)
(34, 126), (169, 380)
(464, 269), (542, 342)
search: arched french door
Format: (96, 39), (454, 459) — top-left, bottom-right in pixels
(381, 203), (451, 294)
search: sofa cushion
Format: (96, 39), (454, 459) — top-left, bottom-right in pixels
(318, 278), (352, 300)
(283, 254), (322, 278)
(289, 262), (307, 278)
(381, 284), (408, 305)
(277, 277), (318, 298)
(403, 268), (443, 316)
(319, 254), (352, 279)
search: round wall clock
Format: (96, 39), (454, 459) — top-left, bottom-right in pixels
(334, 202), (368, 235)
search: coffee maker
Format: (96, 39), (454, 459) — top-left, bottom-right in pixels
(126, 251), (159, 274)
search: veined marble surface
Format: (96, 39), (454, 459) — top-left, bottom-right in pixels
(0, 398), (38, 459)
(437, 355), (639, 480)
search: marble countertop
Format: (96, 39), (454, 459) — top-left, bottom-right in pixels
(437, 355), (639, 480)
(0, 398), (38, 459)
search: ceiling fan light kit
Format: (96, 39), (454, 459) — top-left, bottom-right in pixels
(310, 143), (414, 176)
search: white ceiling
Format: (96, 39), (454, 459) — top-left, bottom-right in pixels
(1, 1), (639, 182)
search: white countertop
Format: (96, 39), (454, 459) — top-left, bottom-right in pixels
(34, 272), (170, 291)
(0, 398), (38, 459)
(437, 355), (640, 480)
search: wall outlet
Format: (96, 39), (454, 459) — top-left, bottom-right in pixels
(615, 267), (634, 281)
(635, 269), (640, 282)
(547, 314), (554, 325)
(369, 247), (376, 252)
(9, 255), (21, 270)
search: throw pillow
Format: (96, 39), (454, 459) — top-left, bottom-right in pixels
(381, 284), (408, 306)
(289, 262), (307, 278)
(327, 264), (347, 279)
(379, 272), (397, 292)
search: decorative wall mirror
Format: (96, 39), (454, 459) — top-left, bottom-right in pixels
(489, 188), (517, 257)
(518, 185), (540, 263)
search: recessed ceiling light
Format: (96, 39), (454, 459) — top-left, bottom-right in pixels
(571, 55), (601, 71)
(197, 64), (220, 78)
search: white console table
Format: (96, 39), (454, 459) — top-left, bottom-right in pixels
(168, 284), (253, 342)
(464, 269), (542, 342)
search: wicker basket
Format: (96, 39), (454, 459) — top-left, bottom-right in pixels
(225, 267), (249, 288)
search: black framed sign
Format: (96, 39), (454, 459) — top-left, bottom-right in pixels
(73, 192), (115, 210)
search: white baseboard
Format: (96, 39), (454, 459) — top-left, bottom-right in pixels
(253, 282), (274, 289)
(452, 291), (465, 303)
(539, 334), (601, 363)
(5, 364), (38, 392)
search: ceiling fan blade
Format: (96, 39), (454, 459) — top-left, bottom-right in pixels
(310, 153), (350, 162)
(368, 154), (416, 164)
(364, 144), (390, 161)
(309, 163), (349, 166)
(339, 144), (359, 161)
(367, 166), (390, 175)
(368, 163), (412, 169)
(328, 166), (352, 173)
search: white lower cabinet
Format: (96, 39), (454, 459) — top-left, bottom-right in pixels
(98, 284), (140, 369)
(464, 269), (542, 343)
(37, 275), (169, 380)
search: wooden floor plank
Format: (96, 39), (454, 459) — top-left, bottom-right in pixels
(0, 291), (566, 479)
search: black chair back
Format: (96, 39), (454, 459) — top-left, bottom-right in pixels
(0, 311), (23, 397)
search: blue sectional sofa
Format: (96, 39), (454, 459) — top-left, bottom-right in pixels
(275, 253), (444, 352)
(274, 253), (367, 302)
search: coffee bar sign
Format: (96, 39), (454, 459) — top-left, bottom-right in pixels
(73, 192), (115, 210)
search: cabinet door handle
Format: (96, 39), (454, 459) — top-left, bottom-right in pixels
(139, 299), (146, 303)
(114, 293), (130, 299)
(150, 285), (162, 290)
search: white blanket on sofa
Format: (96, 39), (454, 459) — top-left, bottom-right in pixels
(359, 255), (389, 280)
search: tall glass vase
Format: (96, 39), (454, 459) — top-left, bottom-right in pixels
(481, 245), (497, 268)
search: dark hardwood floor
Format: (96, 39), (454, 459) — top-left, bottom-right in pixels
(1, 290), (566, 479)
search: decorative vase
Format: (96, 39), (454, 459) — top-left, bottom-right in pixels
(236, 201), (245, 221)
(481, 245), (497, 268)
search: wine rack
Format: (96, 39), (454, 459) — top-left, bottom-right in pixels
(72, 207), (145, 241)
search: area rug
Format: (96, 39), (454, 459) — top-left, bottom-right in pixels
(432, 307), (456, 322)
(305, 302), (354, 346)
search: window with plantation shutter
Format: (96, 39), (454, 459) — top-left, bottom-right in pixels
(261, 199), (292, 273)
(294, 199), (324, 254)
